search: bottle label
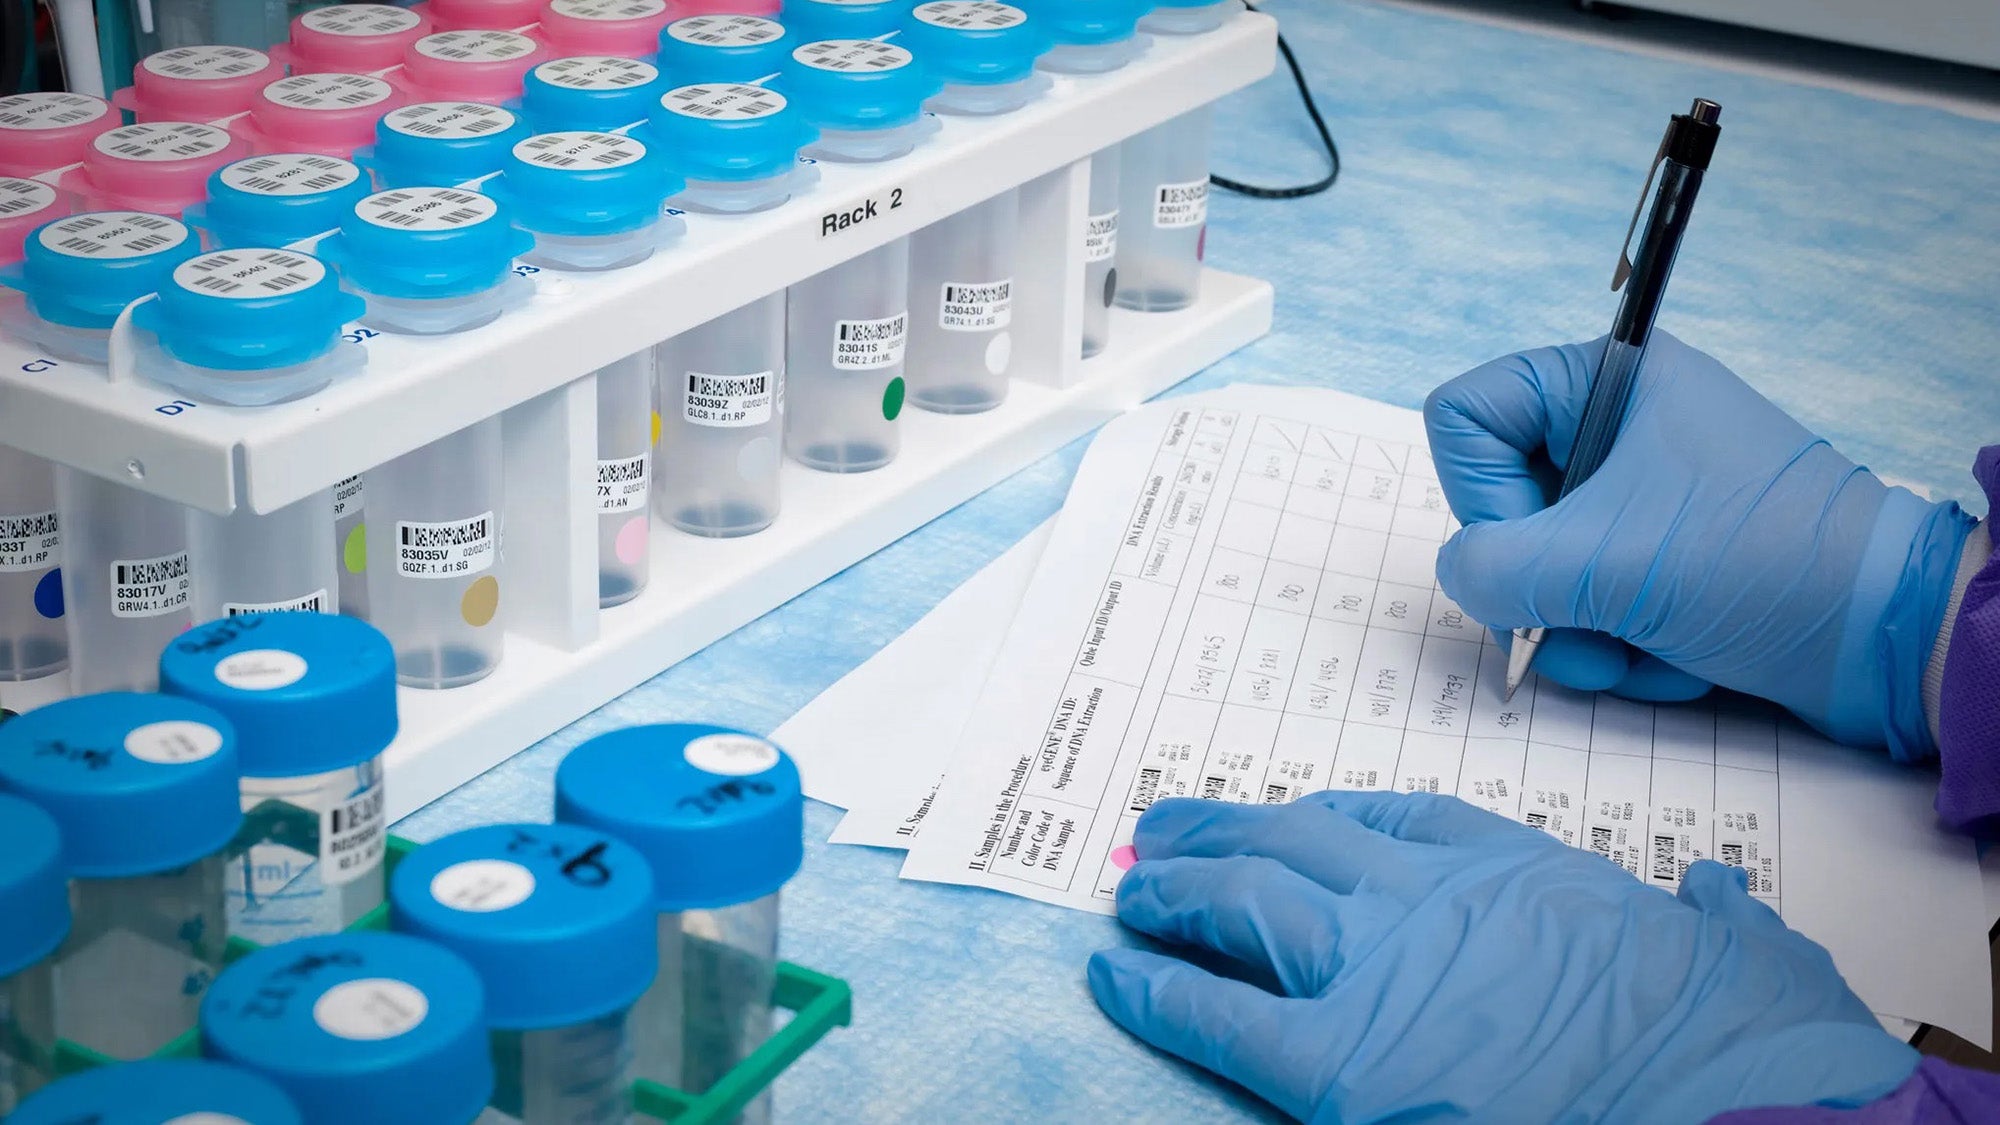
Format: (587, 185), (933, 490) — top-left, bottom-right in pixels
(415, 30), (539, 62)
(0, 91), (108, 131)
(173, 249), (326, 300)
(219, 154), (360, 197)
(550, 0), (668, 20)
(384, 101), (517, 139)
(792, 40), (913, 73)
(141, 45), (269, 81)
(430, 859), (536, 911)
(223, 590), (330, 616)
(262, 73), (393, 112)
(322, 783), (385, 887)
(313, 978), (427, 1040)
(513, 130), (646, 169)
(0, 510), (58, 571)
(333, 475), (365, 520)
(123, 719), (224, 764)
(213, 648), (310, 690)
(913, 1), (1026, 30)
(596, 454), (649, 513)
(662, 84), (785, 120)
(93, 122), (233, 162)
(1084, 210), (1118, 262)
(396, 513), (496, 578)
(38, 211), (188, 259)
(683, 370), (775, 427)
(109, 550), (192, 618)
(356, 186), (499, 231)
(667, 15), (784, 46)
(833, 312), (907, 370)
(939, 279), (1012, 331)
(535, 55), (659, 90)
(300, 4), (424, 36)
(1153, 178), (1208, 228)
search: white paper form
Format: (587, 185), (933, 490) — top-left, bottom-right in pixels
(900, 385), (1992, 1045)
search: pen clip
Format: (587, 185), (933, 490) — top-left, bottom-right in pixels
(1612, 126), (1674, 292)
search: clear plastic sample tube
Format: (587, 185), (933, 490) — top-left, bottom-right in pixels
(187, 489), (340, 619)
(0, 794), (67, 1116)
(905, 188), (1017, 414)
(159, 612), (397, 946)
(0, 693), (241, 1062)
(555, 725), (803, 1123)
(1115, 105), (1210, 312)
(9, 1059), (304, 1125)
(596, 351), (655, 607)
(390, 823), (658, 1125)
(201, 932), (494, 1125)
(786, 237), (909, 473)
(0, 446), (66, 682)
(655, 292), (786, 537)
(365, 418), (505, 688)
(56, 469), (195, 694)
(1082, 146), (1119, 358)
(334, 474), (369, 619)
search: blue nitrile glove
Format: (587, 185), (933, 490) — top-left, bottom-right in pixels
(1424, 332), (1975, 757)
(1088, 791), (1919, 1124)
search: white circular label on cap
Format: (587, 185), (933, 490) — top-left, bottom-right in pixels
(94, 122), (233, 162)
(914, 1), (1026, 29)
(551, 0), (667, 18)
(667, 15), (783, 46)
(215, 648), (309, 691)
(534, 55), (659, 91)
(37, 212), (188, 259)
(164, 1115), (252, 1125)
(0, 177), (58, 220)
(430, 859), (537, 912)
(219, 154), (361, 196)
(685, 732), (780, 776)
(514, 130), (645, 169)
(384, 101), (517, 140)
(356, 186), (500, 231)
(301, 4), (424, 36)
(416, 29), (539, 62)
(792, 39), (912, 73)
(141, 44), (270, 80)
(124, 719), (224, 765)
(263, 73), (393, 112)
(663, 84), (785, 120)
(173, 249), (326, 300)
(0, 91), (109, 131)
(313, 979), (429, 1041)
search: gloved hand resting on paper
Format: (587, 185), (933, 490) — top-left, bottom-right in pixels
(1087, 791), (1918, 1124)
(1424, 332), (1974, 757)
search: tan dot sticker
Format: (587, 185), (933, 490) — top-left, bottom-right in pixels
(461, 575), (499, 626)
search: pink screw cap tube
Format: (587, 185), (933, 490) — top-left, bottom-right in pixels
(397, 30), (552, 102)
(0, 93), (118, 177)
(66, 123), (250, 216)
(537, 0), (677, 57)
(113, 46), (283, 124)
(274, 4), (435, 74)
(236, 74), (403, 158)
(410, 0), (547, 31)
(0, 178), (70, 267)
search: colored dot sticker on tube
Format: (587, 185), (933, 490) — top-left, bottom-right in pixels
(416, 29), (539, 61)
(429, 859), (536, 912)
(684, 732), (781, 775)
(356, 186), (500, 229)
(124, 719), (226, 764)
(220, 153), (362, 195)
(0, 91), (110, 130)
(882, 375), (904, 420)
(39, 211), (188, 258)
(793, 39), (913, 72)
(313, 978), (431, 1041)
(172, 249), (327, 299)
(143, 44), (272, 80)
(302, 3), (424, 35)
(263, 73), (395, 111)
(668, 15), (784, 45)
(384, 101), (516, 139)
(213, 649), (310, 691)
(662, 82), (785, 119)
(535, 55), (659, 90)
(95, 122), (235, 162)
(461, 576), (499, 626)
(513, 130), (645, 168)
(914, 0), (1026, 30)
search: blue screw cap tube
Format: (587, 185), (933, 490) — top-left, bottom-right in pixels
(489, 130), (683, 271)
(780, 0), (917, 40)
(130, 248), (365, 406)
(192, 153), (373, 250)
(1018, 0), (1149, 71)
(784, 39), (942, 163)
(0, 210), (197, 364)
(902, 1), (1052, 114)
(202, 932), (494, 1125)
(318, 185), (535, 335)
(361, 100), (533, 189)
(522, 55), (671, 131)
(656, 15), (795, 82)
(9, 1060), (304, 1125)
(1139, 0), (1236, 34)
(646, 83), (817, 212)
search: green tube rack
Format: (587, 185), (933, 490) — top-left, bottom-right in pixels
(48, 834), (852, 1124)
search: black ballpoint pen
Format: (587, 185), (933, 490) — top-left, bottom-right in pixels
(1503, 98), (1723, 702)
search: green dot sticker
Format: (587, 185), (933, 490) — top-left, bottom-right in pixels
(342, 523), (367, 574)
(882, 376), (905, 422)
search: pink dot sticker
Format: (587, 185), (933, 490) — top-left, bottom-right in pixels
(1110, 844), (1139, 871)
(614, 515), (648, 566)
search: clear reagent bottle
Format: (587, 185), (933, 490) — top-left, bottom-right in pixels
(595, 349), (655, 607)
(275, 4), (433, 75)
(397, 30), (551, 103)
(654, 16), (795, 83)
(904, 187), (1018, 413)
(1028, 0), (1150, 72)
(67, 123), (250, 217)
(654, 291), (787, 537)
(1115, 104), (1210, 312)
(782, 39), (940, 163)
(785, 237), (909, 473)
(54, 470), (196, 693)
(186, 488), (340, 621)
(235, 73), (404, 160)
(0, 210), (199, 364)
(521, 55), (670, 131)
(319, 186), (535, 335)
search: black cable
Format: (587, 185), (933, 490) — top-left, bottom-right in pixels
(1210, 5), (1341, 200)
(0, 0), (31, 97)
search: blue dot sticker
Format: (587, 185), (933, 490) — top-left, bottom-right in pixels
(33, 568), (63, 619)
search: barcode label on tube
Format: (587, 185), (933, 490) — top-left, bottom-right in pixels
(110, 551), (192, 618)
(397, 514), (496, 578)
(224, 590), (329, 615)
(683, 371), (775, 427)
(833, 312), (907, 369)
(596, 455), (649, 512)
(939, 279), (1011, 331)
(0, 511), (59, 571)
(1154, 178), (1208, 228)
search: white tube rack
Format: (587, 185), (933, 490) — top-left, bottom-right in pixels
(0, 14), (1278, 819)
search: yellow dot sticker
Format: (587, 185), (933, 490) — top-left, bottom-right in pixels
(461, 575), (499, 626)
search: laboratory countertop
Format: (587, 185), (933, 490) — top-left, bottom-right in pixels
(395, 0), (2000, 1119)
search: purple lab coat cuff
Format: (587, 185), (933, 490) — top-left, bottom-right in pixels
(1935, 446), (2000, 835)
(1705, 1056), (2000, 1124)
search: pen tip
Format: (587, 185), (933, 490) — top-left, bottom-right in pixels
(1502, 680), (1519, 704)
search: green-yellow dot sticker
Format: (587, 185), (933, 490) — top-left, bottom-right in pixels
(651, 409), (662, 447)
(882, 376), (905, 422)
(342, 524), (367, 574)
